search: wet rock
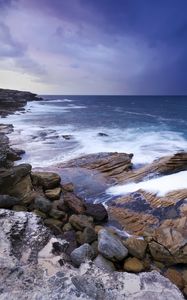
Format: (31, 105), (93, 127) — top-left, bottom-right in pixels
(63, 192), (85, 214)
(91, 240), (99, 258)
(62, 182), (74, 192)
(62, 222), (73, 232)
(6, 148), (22, 161)
(70, 243), (94, 267)
(58, 152), (133, 180)
(82, 226), (97, 244)
(0, 164), (34, 204)
(98, 229), (128, 261)
(123, 257), (145, 273)
(34, 196), (52, 213)
(33, 209), (47, 218)
(69, 214), (93, 231)
(63, 230), (77, 256)
(44, 218), (63, 234)
(49, 209), (66, 219)
(76, 231), (84, 245)
(13, 205), (28, 212)
(94, 225), (104, 234)
(94, 254), (116, 272)
(0, 195), (20, 208)
(85, 203), (108, 222)
(62, 134), (73, 140)
(165, 269), (185, 289)
(123, 237), (147, 259)
(31, 171), (61, 190)
(45, 187), (61, 200)
(97, 132), (109, 137)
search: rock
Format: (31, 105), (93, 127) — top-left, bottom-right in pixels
(147, 226), (187, 265)
(182, 270), (187, 284)
(91, 240), (99, 258)
(63, 192), (85, 214)
(58, 152), (133, 180)
(6, 148), (22, 161)
(44, 218), (63, 234)
(85, 203), (108, 222)
(123, 237), (147, 259)
(98, 229), (128, 261)
(76, 231), (84, 245)
(123, 257), (145, 273)
(69, 214), (93, 231)
(0, 195), (20, 208)
(62, 222), (73, 232)
(31, 171), (61, 190)
(82, 227), (97, 244)
(70, 243), (94, 267)
(0, 209), (184, 299)
(63, 230), (77, 256)
(165, 269), (185, 289)
(0, 164), (34, 204)
(94, 225), (104, 234)
(33, 209), (47, 218)
(62, 134), (73, 140)
(34, 196), (52, 213)
(94, 254), (116, 272)
(97, 132), (109, 137)
(13, 205), (28, 212)
(49, 208), (66, 219)
(183, 286), (187, 297)
(62, 182), (74, 192)
(45, 187), (61, 200)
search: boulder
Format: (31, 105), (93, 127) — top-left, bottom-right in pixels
(0, 195), (20, 208)
(31, 171), (61, 190)
(49, 209), (66, 219)
(34, 196), (52, 213)
(63, 192), (85, 214)
(70, 243), (94, 267)
(69, 214), (93, 231)
(94, 254), (116, 272)
(44, 218), (63, 234)
(147, 226), (187, 265)
(82, 226), (97, 244)
(45, 187), (61, 200)
(123, 257), (145, 273)
(98, 229), (128, 261)
(63, 230), (77, 256)
(62, 182), (74, 192)
(0, 164), (34, 204)
(123, 237), (147, 259)
(62, 222), (73, 232)
(165, 269), (185, 289)
(13, 205), (28, 212)
(85, 203), (108, 222)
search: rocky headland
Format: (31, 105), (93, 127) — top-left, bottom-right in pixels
(0, 88), (187, 299)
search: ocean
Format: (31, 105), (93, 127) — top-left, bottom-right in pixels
(3, 95), (187, 199)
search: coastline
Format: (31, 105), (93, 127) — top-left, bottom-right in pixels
(0, 88), (187, 299)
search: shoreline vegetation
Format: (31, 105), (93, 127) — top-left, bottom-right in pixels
(0, 88), (186, 299)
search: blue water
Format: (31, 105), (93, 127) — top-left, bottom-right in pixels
(3, 95), (187, 167)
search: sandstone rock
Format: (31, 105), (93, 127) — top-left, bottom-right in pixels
(70, 243), (94, 267)
(0, 209), (184, 299)
(34, 196), (52, 213)
(49, 208), (66, 219)
(31, 171), (61, 190)
(82, 226), (97, 244)
(45, 187), (61, 200)
(165, 269), (185, 289)
(44, 218), (63, 234)
(62, 182), (74, 192)
(147, 226), (187, 265)
(123, 257), (145, 273)
(85, 203), (108, 222)
(57, 152), (133, 180)
(94, 254), (116, 272)
(63, 192), (85, 214)
(63, 222), (73, 232)
(13, 205), (28, 212)
(33, 209), (47, 218)
(69, 214), (93, 231)
(0, 164), (34, 204)
(98, 229), (128, 261)
(123, 237), (147, 259)
(0, 195), (20, 208)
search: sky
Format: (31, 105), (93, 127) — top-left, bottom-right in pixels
(0, 0), (187, 95)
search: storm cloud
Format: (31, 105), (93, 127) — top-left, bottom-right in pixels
(0, 0), (187, 94)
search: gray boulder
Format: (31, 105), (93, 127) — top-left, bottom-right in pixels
(34, 196), (52, 213)
(94, 254), (116, 272)
(70, 243), (94, 267)
(98, 229), (128, 261)
(0, 195), (20, 208)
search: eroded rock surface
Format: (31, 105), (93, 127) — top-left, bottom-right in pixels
(0, 209), (184, 300)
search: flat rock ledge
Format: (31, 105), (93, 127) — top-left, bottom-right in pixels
(0, 209), (184, 300)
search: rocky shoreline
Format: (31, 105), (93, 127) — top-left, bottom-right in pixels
(0, 88), (186, 299)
